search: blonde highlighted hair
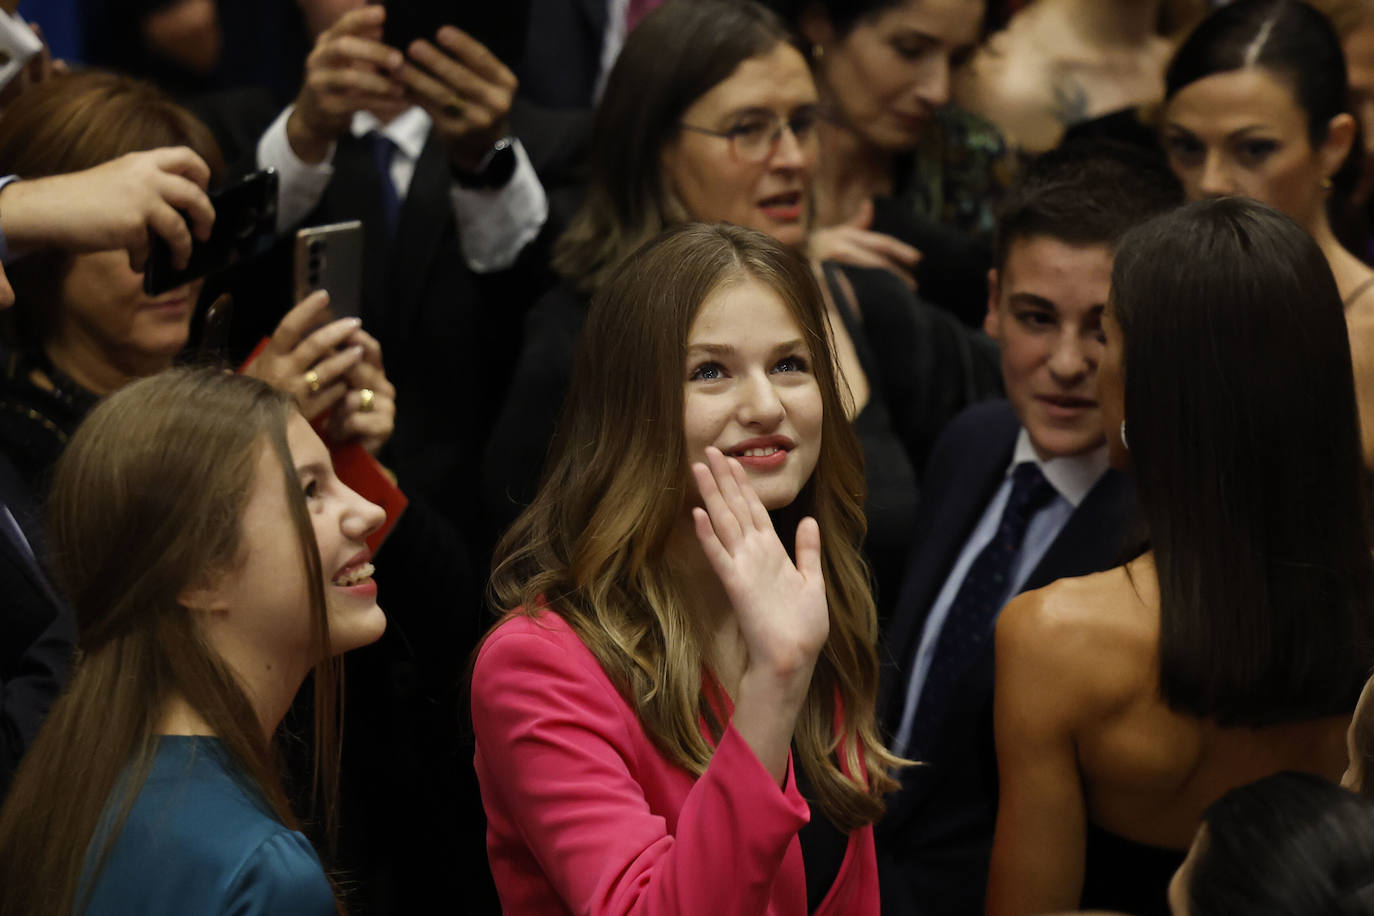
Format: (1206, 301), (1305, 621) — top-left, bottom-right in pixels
(492, 224), (901, 829)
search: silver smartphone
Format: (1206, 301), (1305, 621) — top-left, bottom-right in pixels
(0, 10), (42, 96)
(293, 220), (364, 322)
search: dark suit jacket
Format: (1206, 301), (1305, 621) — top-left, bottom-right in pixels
(0, 447), (74, 801)
(517, 0), (608, 111)
(876, 399), (1136, 916)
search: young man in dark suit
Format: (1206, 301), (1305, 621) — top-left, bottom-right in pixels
(876, 142), (1183, 916)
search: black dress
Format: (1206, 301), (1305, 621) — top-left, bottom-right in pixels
(1077, 821), (1186, 916)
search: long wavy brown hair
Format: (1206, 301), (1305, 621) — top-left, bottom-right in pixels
(0, 369), (344, 915)
(492, 224), (902, 830)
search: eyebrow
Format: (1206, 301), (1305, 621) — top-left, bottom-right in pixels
(1008, 293), (1104, 314)
(687, 338), (809, 357)
(719, 102), (819, 122)
(1163, 122), (1276, 139)
(295, 460), (328, 479)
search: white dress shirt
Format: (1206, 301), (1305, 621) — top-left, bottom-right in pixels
(256, 104), (548, 273)
(892, 429), (1110, 756)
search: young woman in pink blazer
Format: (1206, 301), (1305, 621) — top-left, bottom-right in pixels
(470, 223), (902, 914)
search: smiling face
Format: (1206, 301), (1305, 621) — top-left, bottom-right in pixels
(196, 414), (387, 679)
(683, 275), (823, 511)
(985, 236), (1112, 460)
(806, 0), (983, 150)
(1162, 67), (1351, 229)
(55, 250), (202, 381)
(661, 43), (820, 249)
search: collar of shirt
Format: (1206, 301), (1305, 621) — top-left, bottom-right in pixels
(351, 106), (431, 163)
(1008, 428), (1109, 507)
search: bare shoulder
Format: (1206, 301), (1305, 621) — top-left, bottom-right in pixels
(996, 564), (1157, 721)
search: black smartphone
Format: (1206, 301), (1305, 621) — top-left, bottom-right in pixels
(383, 0), (529, 68)
(143, 169), (279, 296)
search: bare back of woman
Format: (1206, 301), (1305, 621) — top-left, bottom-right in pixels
(986, 198), (1374, 916)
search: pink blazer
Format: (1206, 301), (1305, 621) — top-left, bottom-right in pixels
(470, 610), (881, 916)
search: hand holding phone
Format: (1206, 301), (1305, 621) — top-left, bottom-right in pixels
(143, 168), (277, 296)
(0, 147), (214, 272)
(391, 23), (519, 173)
(383, 0), (529, 68)
(288, 5), (405, 164)
(294, 221), (364, 322)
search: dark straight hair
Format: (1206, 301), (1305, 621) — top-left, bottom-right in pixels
(1165, 0), (1359, 197)
(993, 140), (1183, 273)
(1112, 197), (1374, 725)
(1187, 773), (1374, 914)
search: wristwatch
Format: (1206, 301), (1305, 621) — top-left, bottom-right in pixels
(452, 137), (517, 190)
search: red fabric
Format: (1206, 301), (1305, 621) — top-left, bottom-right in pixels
(624, 0), (666, 35)
(470, 610), (880, 916)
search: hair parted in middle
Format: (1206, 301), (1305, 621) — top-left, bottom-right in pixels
(552, 0), (800, 293)
(1111, 196), (1374, 726)
(0, 368), (344, 916)
(493, 222), (902, 829)
(1165, 0), (1360, 200)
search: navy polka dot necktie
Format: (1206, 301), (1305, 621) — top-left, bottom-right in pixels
(368, 131), (401, 239)
(906, 462), (1057, 758)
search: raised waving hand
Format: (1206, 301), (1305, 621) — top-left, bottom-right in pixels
(691, 446), (827, 782)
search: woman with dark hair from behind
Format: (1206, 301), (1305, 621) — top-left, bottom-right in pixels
(985, 198), (1374, 916)
(0, 368), (387, 914)
(1170, 773), (1374, 915)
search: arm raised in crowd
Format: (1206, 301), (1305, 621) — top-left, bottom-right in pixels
(0, 146), (214, 278)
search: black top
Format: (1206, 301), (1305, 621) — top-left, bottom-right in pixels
(0, 352), (94, 505)
(793, 751), (848, 913)
(0, 352), (80, 802)
(1078, 820), (1185, 916)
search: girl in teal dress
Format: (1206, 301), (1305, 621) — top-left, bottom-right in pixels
(0, 368), (387, 915)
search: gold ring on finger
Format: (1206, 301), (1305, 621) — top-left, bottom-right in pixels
(304, 369), (320, 394)
(359, 387), (376, 413)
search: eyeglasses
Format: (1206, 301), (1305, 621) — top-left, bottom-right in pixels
(678, 105), (827, 163)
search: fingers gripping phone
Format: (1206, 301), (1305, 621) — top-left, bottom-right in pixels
(294, 221), (364, 322)
(383, 0), (529, 68)
(143, 169), (279, 296)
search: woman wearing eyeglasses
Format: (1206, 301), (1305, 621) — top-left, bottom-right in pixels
(482, 0), (1000, 612)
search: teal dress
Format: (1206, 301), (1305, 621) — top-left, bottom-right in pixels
(78, 736), (335, 915)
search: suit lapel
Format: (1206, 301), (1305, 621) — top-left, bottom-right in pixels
(881, 411), (1019, 727)
(328, 135), (391, 331)
(1022, 470), (1135, 593)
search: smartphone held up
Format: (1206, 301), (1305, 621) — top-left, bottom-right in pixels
(143, 169), (278, 296)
